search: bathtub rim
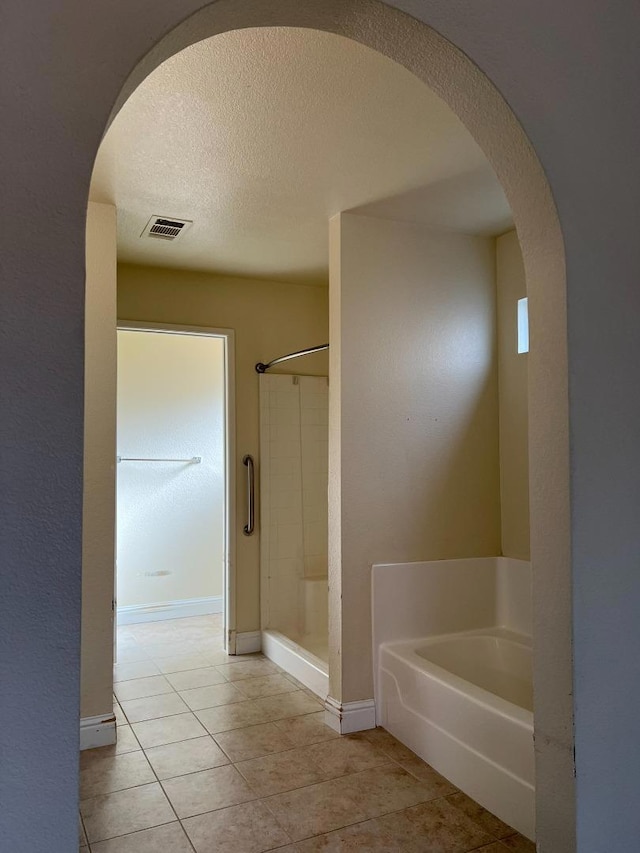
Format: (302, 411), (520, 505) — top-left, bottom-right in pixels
(381, 626), (534, 728)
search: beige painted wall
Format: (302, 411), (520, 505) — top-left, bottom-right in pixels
(329, 212), (500, 703)
(116, 330), (225, 606)
(82, 202), (117, 719)
(117, 264), (329, 633)
(497, 231), (530, 559)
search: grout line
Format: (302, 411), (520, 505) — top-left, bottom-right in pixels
(83, 819), (177, 848)
(79, 811), (91, 852)
(143, 740), (199, 853)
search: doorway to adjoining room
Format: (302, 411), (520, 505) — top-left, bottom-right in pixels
(115, 326), (232, 670)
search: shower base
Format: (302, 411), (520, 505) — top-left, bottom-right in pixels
(262, 629), (328, 699)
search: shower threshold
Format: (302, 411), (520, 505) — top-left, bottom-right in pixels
(262, 629), (328, 699)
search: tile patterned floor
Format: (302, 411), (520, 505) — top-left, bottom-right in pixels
(79, 615), (535, 852)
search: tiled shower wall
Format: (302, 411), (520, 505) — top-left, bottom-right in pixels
(259, 374), (328, 646)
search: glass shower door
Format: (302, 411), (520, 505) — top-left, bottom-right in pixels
(259, 373), (328, 661)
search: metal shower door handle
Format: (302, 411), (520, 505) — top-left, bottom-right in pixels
(243, 454), (255, 536)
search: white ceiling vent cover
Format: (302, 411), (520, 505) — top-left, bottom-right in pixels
(141, 215), (193, 241)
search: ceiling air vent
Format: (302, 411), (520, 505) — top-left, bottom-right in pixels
(141, 215), (193, 241)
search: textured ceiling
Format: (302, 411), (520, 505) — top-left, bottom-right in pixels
(90, 27), (511, 284)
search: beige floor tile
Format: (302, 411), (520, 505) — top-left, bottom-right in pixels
(376, 798), (494, 852)
(395, 756), (458, 797)
(360, 728), (456, 796)
(234, 674), (300, 699)
(81, 746), (114, 771)
(114, 645), (151, 664)
(80, 782), (174, 843)
(116, 629), (137, 640)
(214, 721), (296, 762)
(236, 745), (329, 796)
(251, 691), (323, 721)
(197, 646), (237, 659)
(263, 778), (367, 841)
(114, 675), (174, 703)
(154, 653), (219, 674)
(137, 615), (219, 636)
(500, 834), (536, 852)
(183, 800), (291, 853)
(282, 673), (307, 689)
(303, 735), (389, 776)
(80, 750), (155, 799)
(145, 735), (229, 779)
(114, 725), (142, 754)
(205, 649), (242, 665)
(79, 815), (89, 848)
(139, 622), (208, 636)
(445, 792), (515, 839)
(295, 819), (399, 852)
(273, 712), (339, 747)
(114, 661), (161, 682)
(165, 666), (227, 691)
(120, 692), (189, 723)
(93, 619), (517, 853)
(132, 712), (207, 748)
(116, 629), (137, 642)
(268, 690), (324, 719)
(179, 681), (246, 711)
(195, 698), (275, 733)
(143, 642), (207, 660)
(336, 763), (440, 819)
(355, 727), (417, 762)
(162, 764), (256, 818)
(90, 822), (194, 852)
(216, 659), (280, 681)
(113, 703), (128, 726)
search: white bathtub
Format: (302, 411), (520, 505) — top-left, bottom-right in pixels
(378, 626), (534, 840)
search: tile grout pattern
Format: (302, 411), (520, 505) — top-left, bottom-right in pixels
(79, 615), (535, 852)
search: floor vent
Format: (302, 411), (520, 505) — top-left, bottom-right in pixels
(141, 215), (192, 241)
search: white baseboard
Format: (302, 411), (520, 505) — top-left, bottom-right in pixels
(236, 631), (262, 654)
(80, 713), (117, 750)
(324, 696), (376, 734)
(117, 595), (223, 625)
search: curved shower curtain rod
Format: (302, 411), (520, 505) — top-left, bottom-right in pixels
(255, 343), (329, 374)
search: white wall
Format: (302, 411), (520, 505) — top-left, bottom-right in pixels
(329, 211), (500, 704)
(82, 202), (117, 719)
(116, 330), (225, 609)
(496, 231), (530, 559)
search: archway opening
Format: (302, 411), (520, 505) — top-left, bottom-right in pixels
(82, 2), (571, 849)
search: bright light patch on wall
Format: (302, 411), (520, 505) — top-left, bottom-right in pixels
(517, 297), (529, 354)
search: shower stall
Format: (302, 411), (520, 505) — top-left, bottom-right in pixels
(257, 353), (329, 698)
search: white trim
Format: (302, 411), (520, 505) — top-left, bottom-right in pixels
(324, 696), (376, 734)
(117, 595), (223, 625)
(116, 321), (236, 654)
(80, 714), (116, 750)
(235, 630), (262, 655)
(262, 629), (328, 698)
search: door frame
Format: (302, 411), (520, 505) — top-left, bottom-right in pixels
(116, 320), (237, 653)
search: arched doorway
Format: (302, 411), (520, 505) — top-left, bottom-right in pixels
(102, 5), (571, 847)
(4, 2), (576, 850)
